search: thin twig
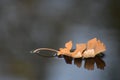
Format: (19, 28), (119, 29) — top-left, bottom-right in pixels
(32, 48), (58, 53)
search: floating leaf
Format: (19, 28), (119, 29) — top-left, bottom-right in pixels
(65, 40), (72, 50)
(71, 44), (86, 58)
(33, 38), (106, 58)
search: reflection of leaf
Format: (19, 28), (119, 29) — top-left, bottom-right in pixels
(95, 56), (106, 69)
(63, 55), (73, 64)
(61, 55), (106, 70)
(84, 58), (95, 70)
(74, 58), (82, 68)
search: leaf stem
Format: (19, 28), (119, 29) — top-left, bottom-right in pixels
(32, 48), (59, 53)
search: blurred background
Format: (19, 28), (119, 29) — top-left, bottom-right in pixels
(0, 0), (120, 80)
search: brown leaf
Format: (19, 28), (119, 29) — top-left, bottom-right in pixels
(57, 41), (72, 56)
(95, 40), (106, 55)
(87, 38), (97, 49)
(83, 38), (106, 58)
(82, 49), (95, 58)
(57, 38), (106, 58)
(71, 44), (86, 58)
(65, 40), (72, 50)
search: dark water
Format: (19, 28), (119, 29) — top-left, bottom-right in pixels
(0, 0), (120, 80)
(0, 27), (119, 80)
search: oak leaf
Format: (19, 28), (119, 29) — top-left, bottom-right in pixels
(83, 38), (106, 58)
(71, 44), (86, 58)
(57, 38), (106, 58)
(57, 41), (72, 56)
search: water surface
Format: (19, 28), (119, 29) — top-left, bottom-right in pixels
(0, 0), (120, 80)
